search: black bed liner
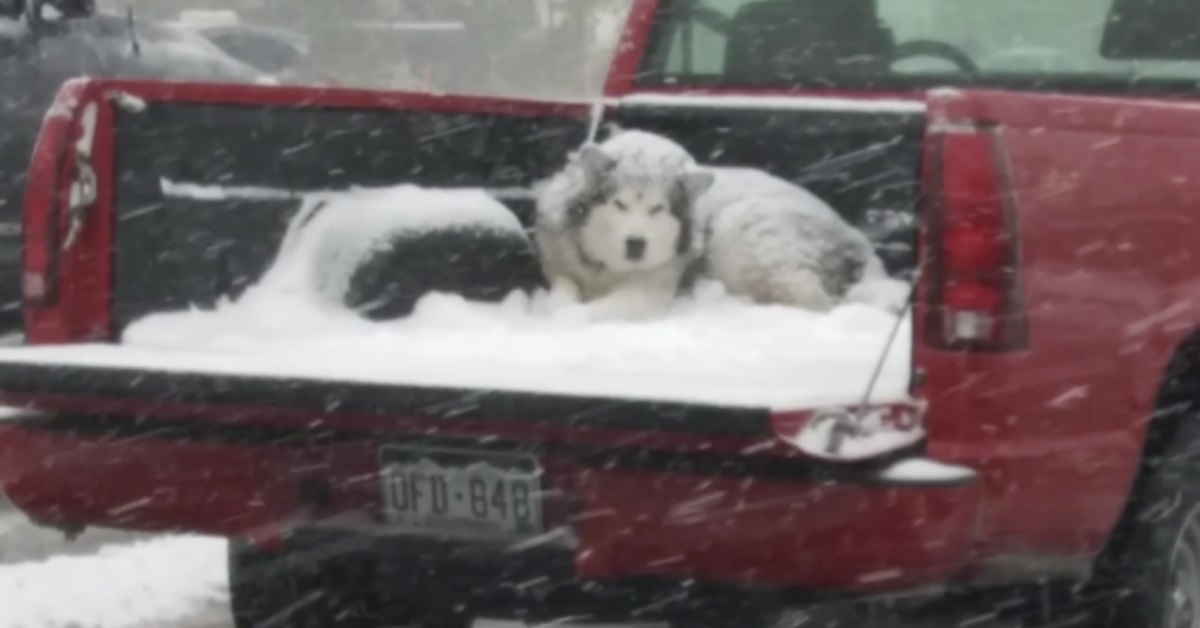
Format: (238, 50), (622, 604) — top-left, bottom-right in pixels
(108, 95), (923, 335)
(0, 361), (772, 437)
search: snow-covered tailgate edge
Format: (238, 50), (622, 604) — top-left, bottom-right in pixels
(0, 357), (976, 488)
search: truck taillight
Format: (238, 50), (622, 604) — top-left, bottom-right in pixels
(923, 125), (1026, 352)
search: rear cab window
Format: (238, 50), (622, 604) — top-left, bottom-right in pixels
(637, 0), (1200, 94)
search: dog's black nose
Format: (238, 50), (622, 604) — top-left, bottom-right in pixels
(625, 237), (647, 261)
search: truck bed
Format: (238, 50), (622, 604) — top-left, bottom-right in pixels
(0, 288), (911, 411)
(7, 79), (922, 439)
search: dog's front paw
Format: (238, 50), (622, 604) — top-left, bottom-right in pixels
(585, 288), (674, 323)
(545, 291), (579, 313)
(531, 277), (585, 317)
(546, 280), (583, 310)
(552, 301), (598, 325)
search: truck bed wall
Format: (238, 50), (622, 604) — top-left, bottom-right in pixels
(104, 91), (923, 336)
(109, 99), (587, 332)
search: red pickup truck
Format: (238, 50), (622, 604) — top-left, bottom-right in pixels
(4, 0), (1200, 627)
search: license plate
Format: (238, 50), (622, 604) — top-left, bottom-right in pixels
(379, 446), (544, 539)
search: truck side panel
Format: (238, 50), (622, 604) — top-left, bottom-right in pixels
(920, 90), (1200, 577)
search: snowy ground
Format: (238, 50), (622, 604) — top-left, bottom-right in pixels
(0, 491), (1019, 628)
(0, 497), (229, 628)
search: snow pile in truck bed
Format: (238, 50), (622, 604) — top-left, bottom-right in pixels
(4, 281), (912, 409)
(0, 184), (914, 410)
(133, 282), (910, 409)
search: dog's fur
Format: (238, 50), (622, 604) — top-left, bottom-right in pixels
(534, 128), (888, 316)
(694, 165), (887, 312)
(533, 132), (714, 318)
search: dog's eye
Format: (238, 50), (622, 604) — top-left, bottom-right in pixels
(614, 200), (628, 211)
(649, 205), (665, 215)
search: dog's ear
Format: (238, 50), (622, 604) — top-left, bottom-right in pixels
(680, 169), (716, 203)
(603, 122), (625, 140)
(576, 144), (617, 182)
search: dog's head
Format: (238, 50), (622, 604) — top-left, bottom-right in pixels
(566, 143), (714, 273)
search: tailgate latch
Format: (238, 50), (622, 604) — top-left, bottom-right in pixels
(779, 402), (927, 462)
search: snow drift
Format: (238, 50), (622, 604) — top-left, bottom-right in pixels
(0, 535), (227, 628)
(0, 182), (914, 410)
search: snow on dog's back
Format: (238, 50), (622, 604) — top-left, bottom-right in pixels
(696, 166), (893, 310)
(599, 128), (699, 175)
(576, 128), (908, 312)
(591, 129), (899, 312)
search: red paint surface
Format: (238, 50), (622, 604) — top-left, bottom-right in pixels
(0, 424), (277, 537)
(21, 79), (113, 343)
(601, 0), (662, 97)
(9, 0), (1200, 595)
(917, 89), (1200, 563)
(89, 79), (593, 116)
(0, 423), (979, 591)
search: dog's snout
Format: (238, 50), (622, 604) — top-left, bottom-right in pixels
(625, 237), (647, 261)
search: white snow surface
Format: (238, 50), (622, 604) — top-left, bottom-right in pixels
(0, 536), (227, 628)
(268, 186), (524, 309)
(0, 279), (911, 409)
(696, 165), (890, 278)
(0, 178), (914, 410)
(599, 129), (700, 175)
(106, 90), (149, 113)
(160, 178), (302, 201)
(877, 458), (978, 484)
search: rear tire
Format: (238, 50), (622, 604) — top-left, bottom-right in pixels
(228, 537), (381, 628)
(1091, 475), (1200, 628)
(228, 536), (475, 628)
(1087, 372), (1200, 628)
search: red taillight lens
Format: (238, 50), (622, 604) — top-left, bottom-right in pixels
(943, 226), (1003, 271)
(944, 280), (1002, 312)
(923, 126), (1026, 352)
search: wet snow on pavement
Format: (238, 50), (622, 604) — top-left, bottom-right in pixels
(0, 494), (228, 628)
(0, 534), (228, 628)
(0, 503), (1019, 628)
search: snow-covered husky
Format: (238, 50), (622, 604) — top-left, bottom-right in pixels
(532, 131), (715, 319)
(535, 128), (892, 316)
